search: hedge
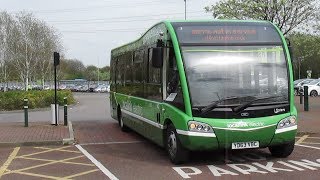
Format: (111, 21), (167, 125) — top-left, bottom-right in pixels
(0, 90), (75, 111)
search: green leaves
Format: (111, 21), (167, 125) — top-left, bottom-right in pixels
(289, 33), (320, 79)
(205, 0), (319, 35)
(0, 90), (75, 111)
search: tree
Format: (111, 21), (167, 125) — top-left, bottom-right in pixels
(289, 33), (320, 79)
(84, 65), (98, 81)
(0, 11), (15, 91)
(205, 0), (320, 35)
(58, 59), (85, 80)
(0, 11), (63, 91)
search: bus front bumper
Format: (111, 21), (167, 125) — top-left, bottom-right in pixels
(176, 125), (297, 151)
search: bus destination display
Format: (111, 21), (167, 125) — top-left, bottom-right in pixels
(174, 24), (282, 44)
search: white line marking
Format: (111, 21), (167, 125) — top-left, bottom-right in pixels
(79, 141), (143, 146)
(301, 142), (320, 145)
(75, 145), (119, 180)
(295, 144), (320, 150)
(302, 137), (320, 139)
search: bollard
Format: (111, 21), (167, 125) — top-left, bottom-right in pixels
(64, 97), (68, 126)
(24, 98), (28, 127)
(304, 86), (309, 111)
(299, 89), (303, 104)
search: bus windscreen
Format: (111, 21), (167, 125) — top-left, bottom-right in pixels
(173, 22), (282, 45)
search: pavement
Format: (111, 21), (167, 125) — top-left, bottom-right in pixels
(0, 92), (110, 146)
(0, 122), (71, 146)
(295, 96), (320, 135)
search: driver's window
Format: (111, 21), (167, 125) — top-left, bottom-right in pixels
(166, 48), (184, 112)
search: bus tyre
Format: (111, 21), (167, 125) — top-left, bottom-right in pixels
(310, 90), (318, 97)
(118, 108), (129, 132)
(268, 141), (295, 158)
(166, 124), (189, 164)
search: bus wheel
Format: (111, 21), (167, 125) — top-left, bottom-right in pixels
(268, 141), (294, 158)
(117, 108), (129, 132)
(166, 124), (189, 164)
(310, 90), (318, 97)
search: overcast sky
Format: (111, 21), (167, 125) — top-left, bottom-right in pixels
(0, 0), (217, 67)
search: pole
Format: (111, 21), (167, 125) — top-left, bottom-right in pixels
(98, 57), (100, 85)
(54, 63), (57, 126)
(299, 89), (303, 104)
(298, 59), (301, 79)
(53, 52), (60, 126)
(304, 86), (309, 111)
(184, 0), (187, 20)
(24, 98), (28, 127)
(64, 97), (68, 126)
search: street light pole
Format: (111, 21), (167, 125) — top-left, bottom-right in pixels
(184, 0), (187, 20)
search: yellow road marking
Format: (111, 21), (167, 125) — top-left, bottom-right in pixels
(4, 155), (84, 175)
(17, 146), (71, 158)
(17, 156), (95, 166)
(34, 147), (81, 153)
(13, 171), (70, 180)
(296, 135), (309, 144)
(63, 169), (99, 179)
(0, 147), (20, 178)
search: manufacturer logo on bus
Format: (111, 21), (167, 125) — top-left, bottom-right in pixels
(274, 108), (285, 114)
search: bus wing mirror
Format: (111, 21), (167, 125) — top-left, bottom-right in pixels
(152, 47), (163, 68)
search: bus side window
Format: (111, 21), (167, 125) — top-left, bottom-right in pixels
(145, 48), (162, 101)
(166, 48), (184, 112)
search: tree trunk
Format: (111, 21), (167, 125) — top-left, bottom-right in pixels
(4, 65), (7, 92)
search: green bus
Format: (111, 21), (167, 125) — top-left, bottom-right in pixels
(110, 20), (297, 164)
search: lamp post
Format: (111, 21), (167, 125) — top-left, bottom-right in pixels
(184, 0), (187, 20)
(298, 57), (304, 79)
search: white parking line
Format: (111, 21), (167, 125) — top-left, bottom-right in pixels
(295, 144), (320, 150)
(301, 142), (320, 145)
(76, 145), (119, 180)
(79, 141), (143, 146)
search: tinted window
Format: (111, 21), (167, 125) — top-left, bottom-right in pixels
(146, 48), (162, 101)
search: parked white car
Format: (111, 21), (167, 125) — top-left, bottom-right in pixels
(305, 80), (320, 97)
(106, 85), (110, 93)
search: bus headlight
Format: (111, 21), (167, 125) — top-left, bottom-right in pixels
(277, 116), (296, 129)
(188, 121), (214, 133)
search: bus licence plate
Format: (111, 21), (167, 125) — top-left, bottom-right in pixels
(232, 141), (259, 149)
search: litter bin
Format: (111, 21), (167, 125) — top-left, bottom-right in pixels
(51, 104), (59, 125)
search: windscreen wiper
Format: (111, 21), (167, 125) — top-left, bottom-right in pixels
(200, 96), (249, 115)
(232, 95), (282, 113)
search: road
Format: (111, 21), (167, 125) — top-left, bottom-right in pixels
(1, 93), (320, 179)
(0, 92), (111, 123)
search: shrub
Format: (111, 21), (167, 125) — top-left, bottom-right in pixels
(0, 90), (75, 111)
